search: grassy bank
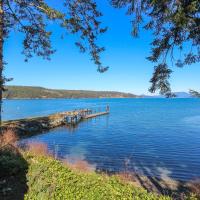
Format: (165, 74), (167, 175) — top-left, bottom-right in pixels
(0, 132), (198, 200)
(1, 149), (171, 200)
(24, 153), (172, 200)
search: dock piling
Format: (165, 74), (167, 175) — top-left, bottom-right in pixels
(64, 106), (109, 125)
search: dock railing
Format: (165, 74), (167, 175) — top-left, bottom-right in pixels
(65, 106), (109, 124)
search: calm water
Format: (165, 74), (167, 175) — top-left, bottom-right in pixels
(3, 98), (200, 181)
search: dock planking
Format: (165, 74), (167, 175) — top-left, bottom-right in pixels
(65, 106), (110, 124)
(2, 106), (110, 137)
(83, 111), (109, 119)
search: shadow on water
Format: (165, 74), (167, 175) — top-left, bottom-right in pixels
(62, 114), (110, 134)
(18, 111), (200, 199)
(0, 145), (28, 200)
(80, 148), (198, 199)
(129, 160), (190, 199)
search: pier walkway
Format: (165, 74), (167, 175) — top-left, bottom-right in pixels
(65, 106), (110, 124)
(83, 111), (109, 119)
(2, 106), (110, 137)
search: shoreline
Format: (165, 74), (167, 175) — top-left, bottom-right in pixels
(3, 97), (140, 100)
(1, 110), (199, 198)
(1, 110), (83, 138)
(2, 109), (109, 138)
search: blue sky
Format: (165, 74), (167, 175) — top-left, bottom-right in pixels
(4, 1), (200, 95)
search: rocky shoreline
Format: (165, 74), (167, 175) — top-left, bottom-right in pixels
(1, 110), (87, 138)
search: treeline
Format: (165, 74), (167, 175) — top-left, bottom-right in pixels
(3, 86), (138, 99)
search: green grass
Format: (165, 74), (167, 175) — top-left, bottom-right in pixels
(24, 153), (171, 200)
(0, 147), (198, 200)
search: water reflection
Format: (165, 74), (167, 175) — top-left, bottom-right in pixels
(17, 98), (200, 184)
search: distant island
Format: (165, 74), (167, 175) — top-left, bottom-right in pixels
(3, 86), (139, 99)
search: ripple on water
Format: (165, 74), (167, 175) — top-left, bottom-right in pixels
(183, 115), (200, 127)
(11, 98), (200, 181)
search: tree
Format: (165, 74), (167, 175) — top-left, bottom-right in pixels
(1, 1), (199, 125)
(111, 0), (200, 95)
(0, 0), (108, 125)
(189, 89), (200, 97)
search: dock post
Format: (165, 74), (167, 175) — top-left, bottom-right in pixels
(106, 105), (110, 112)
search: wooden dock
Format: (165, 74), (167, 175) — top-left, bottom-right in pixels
(83, 111), (109, 119)
(65, 106), (110, 124)
(2, 106), (110, 137)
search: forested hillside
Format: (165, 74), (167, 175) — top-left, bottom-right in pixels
(3, 86), (138, 99)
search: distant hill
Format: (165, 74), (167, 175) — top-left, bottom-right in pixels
(3, 86), (138, 99)
(143, 92), (192, 98)
(173, 92), (192, 98)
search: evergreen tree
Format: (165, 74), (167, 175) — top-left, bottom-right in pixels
(0, 0), (107, 125)
(190, 89), (200, 97)
(111, 0), (200, 95)
(0, 0), (199, 125)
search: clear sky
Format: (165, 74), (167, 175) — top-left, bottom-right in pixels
(4, 1), (200, 95)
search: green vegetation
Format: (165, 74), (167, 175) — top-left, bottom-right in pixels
(3, 86), (138, 99)
(111, 0), (200, 96)
(0, 148), (170, 200)
(0, 132), (199, 200)
(189, 90), (200, 98)
(0, 146), (28, 200)
(0, 132), (171, 200)
(0, 0), (108, 123)
(0, 147), (199, 199)
(24, 153), (171, 200)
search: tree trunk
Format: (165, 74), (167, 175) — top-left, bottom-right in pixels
(0, 0), (4, 131)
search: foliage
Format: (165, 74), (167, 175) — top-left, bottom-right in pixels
(111, 0), (200, 95)
(24, 153), (171, 200)
(1, 0), (199, 99)
(63, 158), (96, 173)
(27, 142), (49, 156)
(1, 0), (107, 72)
(0, 131), (22, 177)
(3, 85), (138, 99)
(185, 194), (200, 200)
(187, 179), (200, 199)
(0, 0), (108, 124)
(0, 145), (28, 200)
(0, 139), (199, 200)
(0, 130), (18, 147)
(149, 64), (172, 96)
(0, 146), (27, 177)
(189, 89), (200, 97)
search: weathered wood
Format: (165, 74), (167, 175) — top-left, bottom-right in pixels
(83, 111), (109, 119)
(1, 107), (109, 138)
(1, 109), (88, 137)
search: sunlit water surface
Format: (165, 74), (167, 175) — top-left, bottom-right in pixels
(3, 98), (200, 181)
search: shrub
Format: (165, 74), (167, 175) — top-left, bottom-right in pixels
(0, 147), (27, 177)
(0, 130), (24, 177)
(116, 172), (138, 184)
(0, 130), (18, 148)
(0, 131), (28, 200)
(62, 158), (96, 173)
(27, 142), (49, 156)
(187, 179), (200, 199)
